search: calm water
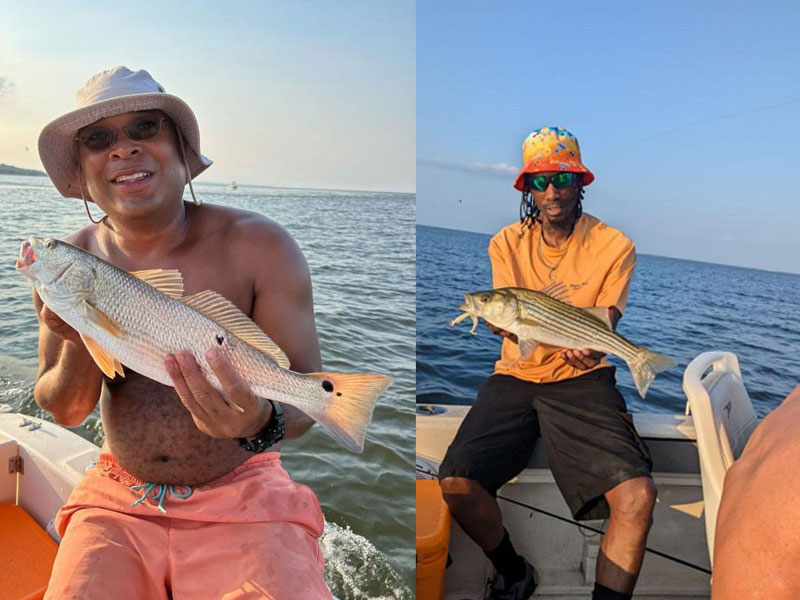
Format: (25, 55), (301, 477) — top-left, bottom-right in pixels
(417, 224), (800, 416)
(0, 175), (415, 600)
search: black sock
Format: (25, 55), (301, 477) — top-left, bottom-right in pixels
(592, 582), (632, 600)
(485, 529), (525, 583)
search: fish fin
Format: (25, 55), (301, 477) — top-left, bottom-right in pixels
(80, 333), (124, 378)
(540, 281), (570, 303)
(181, 290), (290, 369)
(518, 337), (539, 358)
(626, 348), (678, 398)
(84, 300), (124, 338)
(583, 306), (614, 330)
(129, 269), (185, 299)
(308, 372), (393, 452)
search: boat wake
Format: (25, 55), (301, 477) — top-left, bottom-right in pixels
(0, 372), (34, 415)
(321, 522), (412, 600)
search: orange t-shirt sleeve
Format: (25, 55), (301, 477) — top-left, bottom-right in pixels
(488, 234), (514, 289)
(596, 238), (636, 316)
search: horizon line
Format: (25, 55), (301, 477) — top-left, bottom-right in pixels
(417, 222), (800, 278)
(196, 179), (416, 196)
(0, 170), (415, 196)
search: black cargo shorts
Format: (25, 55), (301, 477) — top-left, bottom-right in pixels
(438, 367), (653, 521)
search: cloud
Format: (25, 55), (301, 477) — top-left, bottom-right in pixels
(0, 76), (14, 96)
(417, 157), (518, 178)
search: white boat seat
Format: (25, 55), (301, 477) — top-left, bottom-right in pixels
(682, 351), (758, 566)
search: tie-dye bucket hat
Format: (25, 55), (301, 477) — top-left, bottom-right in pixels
(513, 126), (595, 191)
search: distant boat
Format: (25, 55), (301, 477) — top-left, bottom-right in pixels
(226, 181), (238, 191)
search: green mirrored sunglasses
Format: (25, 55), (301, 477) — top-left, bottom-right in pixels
(525, 172), (577, 192)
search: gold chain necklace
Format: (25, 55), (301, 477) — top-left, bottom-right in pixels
(537, 227), (569, 280)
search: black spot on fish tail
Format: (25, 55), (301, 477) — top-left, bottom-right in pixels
(322, 380), (334, 392)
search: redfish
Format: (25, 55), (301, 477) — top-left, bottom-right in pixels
(16, 236), (391, 452)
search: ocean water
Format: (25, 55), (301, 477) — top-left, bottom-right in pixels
(417, 224), (800, 416)
(0, 175), (415, 599)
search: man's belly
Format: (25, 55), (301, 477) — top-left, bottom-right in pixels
(100, 373), (255, 485)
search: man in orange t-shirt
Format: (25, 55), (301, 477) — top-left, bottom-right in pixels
(439, 127), (655, 600)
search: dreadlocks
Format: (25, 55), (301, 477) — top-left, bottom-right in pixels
(519, 183), (584, 230)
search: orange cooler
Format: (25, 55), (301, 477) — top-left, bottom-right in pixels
(416, 479), (451, 600)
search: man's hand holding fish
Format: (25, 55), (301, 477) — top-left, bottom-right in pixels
(165, 349), (272, 440)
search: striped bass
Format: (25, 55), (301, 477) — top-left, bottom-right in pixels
(16, 236), (392, 452)
(449, 286), (676, 398)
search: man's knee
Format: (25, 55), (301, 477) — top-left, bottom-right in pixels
(439, 476), (485, 510)
(607, 477), (657, 522)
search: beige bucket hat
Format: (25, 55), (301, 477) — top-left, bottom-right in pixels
(38, 66), (213, 199)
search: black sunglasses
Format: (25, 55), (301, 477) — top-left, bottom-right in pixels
(76, 114), (168, 151)
(525, 172), (578, 192)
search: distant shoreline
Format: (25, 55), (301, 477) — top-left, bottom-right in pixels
(0, 163), (47, 177)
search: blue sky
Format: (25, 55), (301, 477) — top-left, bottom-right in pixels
(418, 1), (800, 274)
(0, 1), (414, 192)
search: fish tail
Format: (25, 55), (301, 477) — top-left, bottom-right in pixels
(308, 372), (393, 453)
(627, 348), (678, 399)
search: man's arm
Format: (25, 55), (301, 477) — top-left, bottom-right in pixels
(32, 290), (103, 426)
(248, 221), (319, 438)
(712, 382), (800, 598)
(485, 234), (518, 340)
(165, 215), (320, 441)
(561, 308), (620, 370)
(563, 236), (635, 370)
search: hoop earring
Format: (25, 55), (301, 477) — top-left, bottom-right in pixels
(79, 168), (106, 224)
(176, 128), (201, 206)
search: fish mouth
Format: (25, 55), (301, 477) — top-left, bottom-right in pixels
(459, 293), (478, 312)
(450, 295), (479, 334)
(15, 239), (35, 272)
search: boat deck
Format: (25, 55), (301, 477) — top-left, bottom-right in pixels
(417, 406), (712, 599)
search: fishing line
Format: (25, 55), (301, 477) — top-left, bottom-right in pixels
(496, 494), (712, 575)
(415, 467), (711, 576)
(614, 95), (800, 156)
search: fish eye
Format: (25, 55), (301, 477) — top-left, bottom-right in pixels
(44, 238), (55, 249)
(481, 293), (491, 302)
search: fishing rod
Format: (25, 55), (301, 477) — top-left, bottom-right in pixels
(496, 494), (712, 576)
(415, 467), (711, 576)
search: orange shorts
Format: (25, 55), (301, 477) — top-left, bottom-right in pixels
(44, 451), (332, 600)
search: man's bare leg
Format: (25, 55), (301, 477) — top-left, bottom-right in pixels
(439, 476), (504, 551)
(440, 475), (537, 598)
(595, 477), (657, 595)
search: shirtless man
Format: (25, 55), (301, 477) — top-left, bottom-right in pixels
(711, 382), (800, 599)
(35, 67), (332, 598)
